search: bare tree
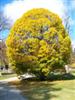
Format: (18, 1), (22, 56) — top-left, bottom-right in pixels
(63, 11), (72, 35)
(0, 11), (11, 32)
(0, 40), (8, 69)
(0, 11), (11, 70)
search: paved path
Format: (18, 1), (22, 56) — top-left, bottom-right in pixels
(0, 78), (26, 100)
(0, 77), (19, 82)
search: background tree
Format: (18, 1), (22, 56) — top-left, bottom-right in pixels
(6, 8), (71, 79)
(70, 49), (75, 64)
(63, 11), (72, 35)
(0, 11), (11, 69)
(63, 12), (74, 66)
(0, 40), (8, 69)
(0, 11), (11, 32)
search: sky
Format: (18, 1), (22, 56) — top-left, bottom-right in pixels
(0, 0), (75, 49)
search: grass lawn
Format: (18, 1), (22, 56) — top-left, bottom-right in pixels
(10, 73), (75, 100)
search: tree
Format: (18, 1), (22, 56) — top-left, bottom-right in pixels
(63, 11), (72, 35)
(6, 8), (71, 79)
(0, 11), (11, 69)
(0, 40), (8, 69)
(70, 49), (75, 64)
(0, 11), (11, 32)
(0, 11), (11, 40)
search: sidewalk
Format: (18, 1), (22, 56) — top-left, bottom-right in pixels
(0, 77), (26, 100)
(0, 77), (19, 83)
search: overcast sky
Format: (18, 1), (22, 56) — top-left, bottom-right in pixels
(0, 0), (75, 49)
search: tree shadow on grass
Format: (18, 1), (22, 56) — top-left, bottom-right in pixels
(9, 73), (75, 100)
(48, 73), (75, 81)
(11, 80), (61, 100)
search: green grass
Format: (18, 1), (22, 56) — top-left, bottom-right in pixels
(10, 73), (75, 100)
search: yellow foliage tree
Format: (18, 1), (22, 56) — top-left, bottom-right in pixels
(6, 8), (71, 79)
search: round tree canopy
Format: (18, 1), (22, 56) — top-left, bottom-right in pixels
(6, 8), (71, 77)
